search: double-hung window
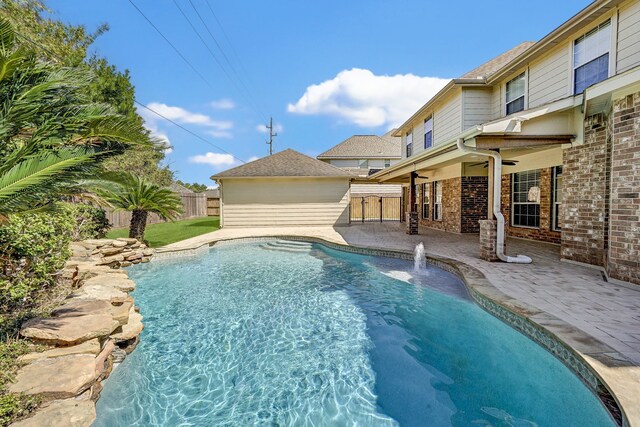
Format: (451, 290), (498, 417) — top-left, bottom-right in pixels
(512, 170), (540, 228)
(424, 116), (433, 149)
(406, 132), (413, 157)
(384, 159), (391, 168)
(506, 73), (526, 115)
(421, 183), (429, 219)
(414, 185), (420, 213)
(573, 20), (611, 94)
(432, 181), (442, 221)
(552, 166), (563, 231)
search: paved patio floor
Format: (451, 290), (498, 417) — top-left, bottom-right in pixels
(339, 223), (640, 365)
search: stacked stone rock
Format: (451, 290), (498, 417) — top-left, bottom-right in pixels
(8, 238), (152, 427)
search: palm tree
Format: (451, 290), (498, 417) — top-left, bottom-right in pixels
(0, 19), (153, 219)
(94, 173), (183, 241)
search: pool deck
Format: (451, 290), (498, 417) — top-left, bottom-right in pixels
(158, 223), (640, 426)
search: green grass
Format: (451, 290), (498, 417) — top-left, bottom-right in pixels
(106, 216), (220, 248)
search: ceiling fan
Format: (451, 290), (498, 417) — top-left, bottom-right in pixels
(469, 159), (519, 168)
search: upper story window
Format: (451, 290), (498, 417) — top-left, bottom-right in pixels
(506, 73), (526, 115)
(574, 20), (611, 94)
(424, 116), (433, 149)
(384, 159), (391, 168)
(359, 159), (369, 169)
(406, 131), (413, 157)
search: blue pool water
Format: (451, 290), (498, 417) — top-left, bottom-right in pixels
(94, 241), (614, 426)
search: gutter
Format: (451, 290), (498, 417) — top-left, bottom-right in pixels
(456, 138), (532, 264)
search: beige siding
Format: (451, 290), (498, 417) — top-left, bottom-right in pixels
(433, 93), (462, 145)
(529, 44), (571, 108)
(351, 183), (402, 196)
(490, 85), (502, 120)
(221, 178), (350, 227)
(409, 120), (426, 156)
(617, 1), (640, 72)
(463, 88), (493, 128)
(330, 159), (359, 168)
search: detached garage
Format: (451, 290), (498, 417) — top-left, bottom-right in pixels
(211, 149), (354, 227)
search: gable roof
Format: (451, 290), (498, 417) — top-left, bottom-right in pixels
(168, 182), (193, 193)
(317, 134), (401, 159)
(211, 149), (355, 179)
(460, 41), (535, 80)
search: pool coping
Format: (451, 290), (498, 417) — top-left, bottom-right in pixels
(155, 236), (639, 427)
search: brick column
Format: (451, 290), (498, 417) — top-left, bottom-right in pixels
(479, 220), (504, 262)
(609, 92), (640, 285)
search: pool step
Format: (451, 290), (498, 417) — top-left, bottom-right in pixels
(275, 240), (312, 249)
(259, 241), (312, 253)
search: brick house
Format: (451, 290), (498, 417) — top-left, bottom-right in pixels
(371, 0), (640, 284)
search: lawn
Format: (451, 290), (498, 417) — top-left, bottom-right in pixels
(107, 216), (220, 247)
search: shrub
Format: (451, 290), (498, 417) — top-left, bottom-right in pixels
(0, 207), (74, 311)
(59, 202), (110, 240)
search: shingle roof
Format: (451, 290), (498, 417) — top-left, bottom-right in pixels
(460, 41), (535, 79)
(317, 134), (401, 159)
(211, 149), (355, 179)
(168, 182), (193, 193)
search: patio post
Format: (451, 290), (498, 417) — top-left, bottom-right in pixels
(406, 172), (419, 234)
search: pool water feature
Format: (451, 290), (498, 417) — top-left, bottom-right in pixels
(94, 241), (615, 426)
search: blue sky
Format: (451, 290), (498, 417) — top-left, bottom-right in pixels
(50, 0), (587, 186)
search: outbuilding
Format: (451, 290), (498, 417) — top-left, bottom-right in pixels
(211, 149), (354, 227)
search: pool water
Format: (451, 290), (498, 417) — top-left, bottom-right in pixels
(94, 241), (614, 426)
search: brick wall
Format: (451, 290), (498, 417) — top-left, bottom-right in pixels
(608, 92), (640, 284)
(561, 113), (611, 266)
(415, 177), (460, 233)
(501, 168), (561, 244)
(461, 177), (488, 233)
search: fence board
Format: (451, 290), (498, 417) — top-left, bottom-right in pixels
(207, 197), (220, 216)
(105, 192), (207, 229)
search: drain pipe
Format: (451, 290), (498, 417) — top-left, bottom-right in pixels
(457, 138), (532, 264)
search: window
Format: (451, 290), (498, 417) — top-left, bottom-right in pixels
(414, 184), (420, 213)
(433, 181), (442, 221)
(384, 159), (391, 168)
(506, 73), (526, 115)
(406, 132), (413, 157)
(552, 166), (563, 231)
(424, 116), (433, 149)
(511, 170), (541, 228)
(359, 159), (369, 169)
(574, 20), (611, 94)
(422, 183), (430, 219)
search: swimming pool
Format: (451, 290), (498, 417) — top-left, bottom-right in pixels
(94, 240), (615, 426)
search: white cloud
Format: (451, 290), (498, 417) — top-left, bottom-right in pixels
(146, 102), (215, 126)
(247, 156), (260, 162)
(256, 123), (283, 134)
(287, 68), (450, 128)
(210, 98), (236, 110)
(207, 130), (233, 139)
(188, 152), (236, 167)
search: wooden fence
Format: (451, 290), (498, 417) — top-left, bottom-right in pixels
(106, 192), (208, 229)
(350, 196), (402, 222)
(207, 197), (220, 216)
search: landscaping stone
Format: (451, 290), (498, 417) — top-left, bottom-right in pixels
(95, 254), (124, 265)
(10, 399), (96, 427)
(20, 314), (119, 346)
(51, 298), (133, 326)
(141, 257), (150, 263)
(120, 261), (132, 267)
(117, 237), (138, 245)
(111, 240), (128, 248)
(18, 339), (101, 363)
(70, 283), (127, 302)
(126, 253), (143, 261)
(142, 249), (154, 256)
(99, 246), (124, 256)
(83, 275), (136, 292)
(110, 309), (143, 342)
(8, 355), (98, 398)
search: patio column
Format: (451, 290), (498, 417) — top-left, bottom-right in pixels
(487, 157), (494, 219)
(406, 172), (418, 234)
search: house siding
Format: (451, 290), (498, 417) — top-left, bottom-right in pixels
(490, 85), (502, 120)
(434, 93), (462, 145)
(528, 44), (571, 108)
(221, 178), (350, 227)
(463, 88), (493, 129)
(617, 0), (640, 73)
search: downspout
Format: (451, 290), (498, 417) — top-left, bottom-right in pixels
(457, 138), (532, 264)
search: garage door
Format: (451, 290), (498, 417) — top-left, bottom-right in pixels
(221, 178), (350, 227)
